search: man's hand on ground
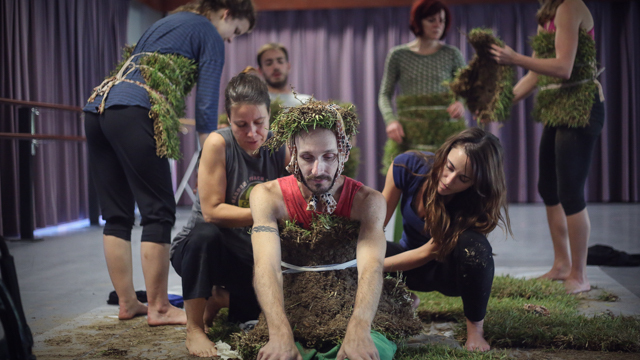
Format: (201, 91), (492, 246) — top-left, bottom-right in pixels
(257, 338), (302, 360)
(336, 331), (380, 360)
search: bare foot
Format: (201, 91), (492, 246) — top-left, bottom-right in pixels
(466, 333), (491, 351)
(538, 267), (570, 281)
(147, 304), (187, 326)
(186, 326), (218, 357)
(118, 300), (148, 320)
(564, 278), (591, 294)
(465, 318), (490, 352)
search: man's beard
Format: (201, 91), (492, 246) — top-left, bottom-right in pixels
(265, 74), (288, 90)
(300, 173), (338, 196)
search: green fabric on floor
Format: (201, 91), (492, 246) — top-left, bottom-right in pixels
(295, 330), (396, 360)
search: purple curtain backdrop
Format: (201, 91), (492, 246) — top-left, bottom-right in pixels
(201, 0), (639, 204)
(1, 0), (638, 237)
(1, 0), (129, 237)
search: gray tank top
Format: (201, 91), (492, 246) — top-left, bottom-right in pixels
(170, 127), (287, 257)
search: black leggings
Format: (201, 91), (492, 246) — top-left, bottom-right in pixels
(386, 230), (494, 322)
(84, 106), (175, 243)
(537, 96), (605, 216)
(170, 222), (260, 323)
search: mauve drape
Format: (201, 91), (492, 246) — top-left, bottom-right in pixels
(0, 0), (129, 237)
(2, 1), (638, 236)
(190, 0), (638, 205)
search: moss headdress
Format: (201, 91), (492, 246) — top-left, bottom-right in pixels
(449, 28), (515, 124)
(264, 99), (359, 213)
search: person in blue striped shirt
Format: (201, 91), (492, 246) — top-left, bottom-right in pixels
(83, 0), (255, 328)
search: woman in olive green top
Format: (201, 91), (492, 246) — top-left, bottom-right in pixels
(379, 0), (465, 144)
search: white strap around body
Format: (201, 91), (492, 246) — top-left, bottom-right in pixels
(281, 259), (357, 274)
(539, 67), (605, 102)
(401, 105), (449, 111)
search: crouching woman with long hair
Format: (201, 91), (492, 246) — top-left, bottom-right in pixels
(382, 127), (511, 351)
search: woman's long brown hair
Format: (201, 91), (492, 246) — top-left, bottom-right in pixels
(399, 128), (512, 261)
(536, 0), (564, 26)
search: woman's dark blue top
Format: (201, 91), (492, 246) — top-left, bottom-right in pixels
(393, 151), (434, 250)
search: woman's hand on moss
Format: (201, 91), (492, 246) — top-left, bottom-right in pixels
(447, 101), (465, 119)
(386, 120), (405, 144)
(490, 43), (518, 65)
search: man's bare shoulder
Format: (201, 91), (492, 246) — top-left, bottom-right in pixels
(249, 180), (287, 223)
(253, 179), (283, 198)
(351, 185), (386, 222)
(250, 179), (287, 219)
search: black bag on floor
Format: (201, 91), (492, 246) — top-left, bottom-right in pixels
(0, 236), (36, 360)
(107, 290), (148, 305)
(587, 244), (640, 267)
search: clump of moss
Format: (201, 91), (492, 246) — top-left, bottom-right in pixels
(207, 309), (242, 344)
(264, 99), (359, 153)
(381, 93), (465, 174)
(449, 28), (514, 124)
(531, 29), (598, 127)
(416, 276), (640, 352)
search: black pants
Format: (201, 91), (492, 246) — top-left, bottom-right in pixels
(538, 95), (605, 216)
(386, 230), (494, 322)
(170, 222), (260, 323)
(84, 106), (175, 243)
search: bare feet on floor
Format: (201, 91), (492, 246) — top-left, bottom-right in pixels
(564, 277), (591, 294)
(465, 319), (490, 352)
(147, 304), (187, 326)
(186, 326), (218, 357)
(465, 335), (491, 352)
(118, 300), (148, 320)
